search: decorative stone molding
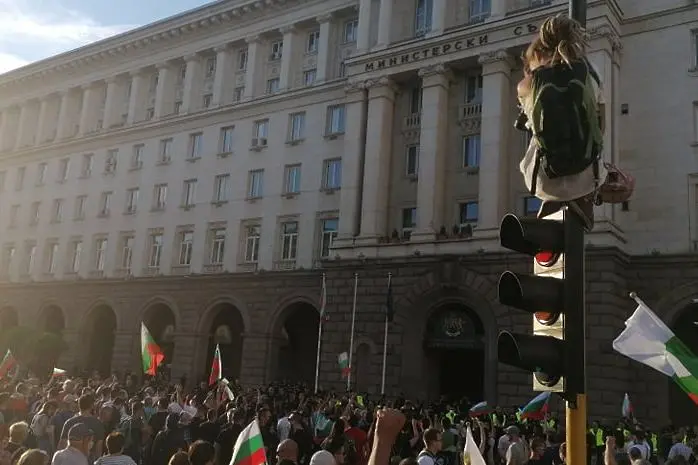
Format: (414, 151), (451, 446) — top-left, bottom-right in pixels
(363, 76), (396, 91)
(317, 12), (334, 24)
(478, 49), (513, 66)
(183, 53), (200, 63)
(344, 80), (366, 94)
(418, 63), (448, 78)
(245, 35), (262, 45)
(213, 44), (232, 54)
(279, 24), (297, 35)
(588, 24), (622, 52)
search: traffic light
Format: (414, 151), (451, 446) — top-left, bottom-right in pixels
(496, 207), (586, 399)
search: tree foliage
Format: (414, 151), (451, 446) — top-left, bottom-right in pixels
(0, 326), (67, 380)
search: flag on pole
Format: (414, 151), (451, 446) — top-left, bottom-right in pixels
(140, 323), (164, 376)
(230, 419), (267, 465)
(613, 293), (698, 404)
(469, 401), (493, 417)
(52, 368), (67, 378)
(319, 276), (328, 322)
(209, 344), (222, 386)
(621, 393), (633, 418)
(520, 391), (551, 420)
(338, 352), (350, 378)
(0, 350), (16, 379)
(463, 425), (487, 465)
(385, 277), (394, 322)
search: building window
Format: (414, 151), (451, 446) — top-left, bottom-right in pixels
(266, 78), (280, 94)
(270, 41), (283, 60)
(52, 199), (64, 223)
(323, 159), (342, 189)
(343, 19), (358, 43)
(174, 101), (182, 114)
(469, 0), (491, 22)
(237, 49), (248, 70)
(159, 138), (172, 163)
(462, 135), (481, 168)
(523, 196), (542, 217)
(402, 208), (417, 239)
(69, 240), (82, 273)
(189, 133), (203, 159)
(178, 64), (187, 84)
(2, 245), (14, 275)
(326, 105), (345, 135)
(74, 195), (86, 220)
(9, 205), (19, 228)
(320, 218), (338, 258)
(94, 238), (108, 271)
(406, 145), (419, 176)
(81, 154), (93, 177)
(213, 174), (230, 202)
(45, 243), (58, 274)
(36, 163), (47, 186)
(179, 231), (194, 266)
(131, 145), (144, 169)
(209, 228), (226, 264)
(126, 188), (139, 214)
(220, 126), (234, 153)
(233, 87), (245, 102)
(459, 201), (479, 226)
(415, 0), (433, 36)
(243, 225), (261, 263)
(205, 57), (216, 78)
(248, 170), (264, 198)
(104, 149), (118, 174)
(202, 94), (213, 108)
(120, 236), (134, 271)
(148, 233), (163, 268)
(303, 69), (317, 86)
(29, 202), (40, 226)
(307, 30), (320, 53)
(289, 112), (305, 141)
(57, 158), (70, 182)
(465, 74), (483, 103)
(15, 167), (25, 191)
(146, 107), (155, 120)
(99, 191), (112, 217)
(410, 87), (423, 114)
(280, 221), (299, 261)
(153, 184), (167, 210)
(182, 179), (197, 207)
(25, 243), (36, 275)
(253, 120), (269, 144)
(284, 165), (301, 194)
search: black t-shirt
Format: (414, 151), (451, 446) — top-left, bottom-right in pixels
(216, 424), (243, 465)
(197, 421), (220, 444)
(149, 411), (168, 437)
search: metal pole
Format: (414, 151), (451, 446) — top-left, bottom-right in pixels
(380, 273), (391, 396)
(314, 273), (326, 394)
(567, 394), (587, 465)
(347, 273), (359, 391)
(569, 0), (587, 26)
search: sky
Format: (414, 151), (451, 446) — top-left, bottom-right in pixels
(0, 0), (215, 74)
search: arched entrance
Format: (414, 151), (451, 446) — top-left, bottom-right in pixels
(142, 303), (176, 378)
(423, 303), (485, 402)
(670, 302), (698, 425)
(203, 303), (245, 383)
(84, 305), (117, 376)
(272, 302), (319, 384)
(0, 307), (18, 330)
(38, 305), (65, 334)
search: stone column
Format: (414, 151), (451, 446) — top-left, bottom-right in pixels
(127, 71), (147, 125)
(335, 82), (368, 246)
(78, 84), (98, 136)
(102, 77), (121, 129)
(376, 0), (393, 47)
(244, 36), (261, 99)
(171, 332), (198, 382)
(154, 63), (176, 118)
(212, 45), (232, 107)
(240, 333), (266, 386)
(14, 103), (30, 150)
(477, 50), (513, 232)
(431, 0), (448, 35)
(60, 329), (81, 371)
(357, 78), (396, 245)
(490, 0), (507, 18)
(111, 330), (135, 374)
(181, 54), (202, 113)
(357, 0), (373, 52)
(56, 91), (75, 140)
(316, 14), (333, 83)
(279, 25), (298, 90)
(413, 64), (452, 242)
(35, 98), (49, 145)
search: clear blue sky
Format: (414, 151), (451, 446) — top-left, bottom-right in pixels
(0, 0), (215, 73)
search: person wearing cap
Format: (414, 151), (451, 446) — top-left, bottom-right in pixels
(58, 394), (104, 462)
(504, 426), (528, 465)
(51, 423), (93, 465)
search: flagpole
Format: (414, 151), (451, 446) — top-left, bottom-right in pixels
(347, 272), (359, 391)
(381, 272), (391, 396)
(314, 273), (326, 394)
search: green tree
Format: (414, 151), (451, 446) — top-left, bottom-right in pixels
(0, 326), (67, 380)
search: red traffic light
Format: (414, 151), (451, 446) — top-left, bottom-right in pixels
(535, 251), (560, 267)
(534, 311), (560, 326)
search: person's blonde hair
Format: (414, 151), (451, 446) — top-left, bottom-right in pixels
(524, 15), (587, 70)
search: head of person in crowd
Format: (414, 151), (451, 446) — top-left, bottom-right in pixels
(423, 427), (443, 455)
(15, 449), (48, 465)
(78, 393), (95, 414)
(169, 451), (191, 465)
(257, 406), (272, 427)
(105, 432), (126, 456)
(523, 14), (587, 73)
(188, 440), (215, 465)
(277, 438), (299, 464)
(9, 422), (29, 446)
(67, 424), (94, 456)
(37, 400), (57, 417)
(530, 437), (546, 460)
(506, 425), (521, 442)
(310, 450), (337, 465)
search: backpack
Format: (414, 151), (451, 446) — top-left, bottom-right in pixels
(529, 58), (603, 195)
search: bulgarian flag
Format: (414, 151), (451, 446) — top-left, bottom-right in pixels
(469, 401), (493, 417)
(0, 350), (16, 379)
(621, 393), (633, 418)
(319, 275), (328, 322)
(613, 293), (698, 404)
(520, 391), (551, 420)
(52, 368), (67, 378)
(209, 344), (222, 386)
(140, 322), (164, 376)
(230, 419), (266, 465)
(338, 352), (350, 378)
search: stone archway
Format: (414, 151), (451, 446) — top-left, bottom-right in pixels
(270, 301), (319, 385)
(669, 302), (698, 425)
(0, 307), (18, 330)
(83, 305), (117, 376)
(142, 302), (176, 377)
(200, 303), (245, 384)
(38, 305), (65, 334)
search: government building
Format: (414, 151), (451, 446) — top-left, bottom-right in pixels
(0, 0), (696, 423)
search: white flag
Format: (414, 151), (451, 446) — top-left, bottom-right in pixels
(463, 425), (486, 465)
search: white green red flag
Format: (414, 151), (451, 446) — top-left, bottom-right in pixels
(612, 293), (698, 405)
(469, 401), (492, 417)
(229, 419), (266, 465)
(0, 350), (16, 379)
(338, 352), (350, 377)
(520, 391), (551, 420)
(52, 368), (67, 378)
(140, 322), (164, 376)
(209, 344), (222, 386)
(621, 393), (633, 418)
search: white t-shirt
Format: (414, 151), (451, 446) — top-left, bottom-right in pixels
(417, 452), (435, 465)
(668, 442), (693, 461)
